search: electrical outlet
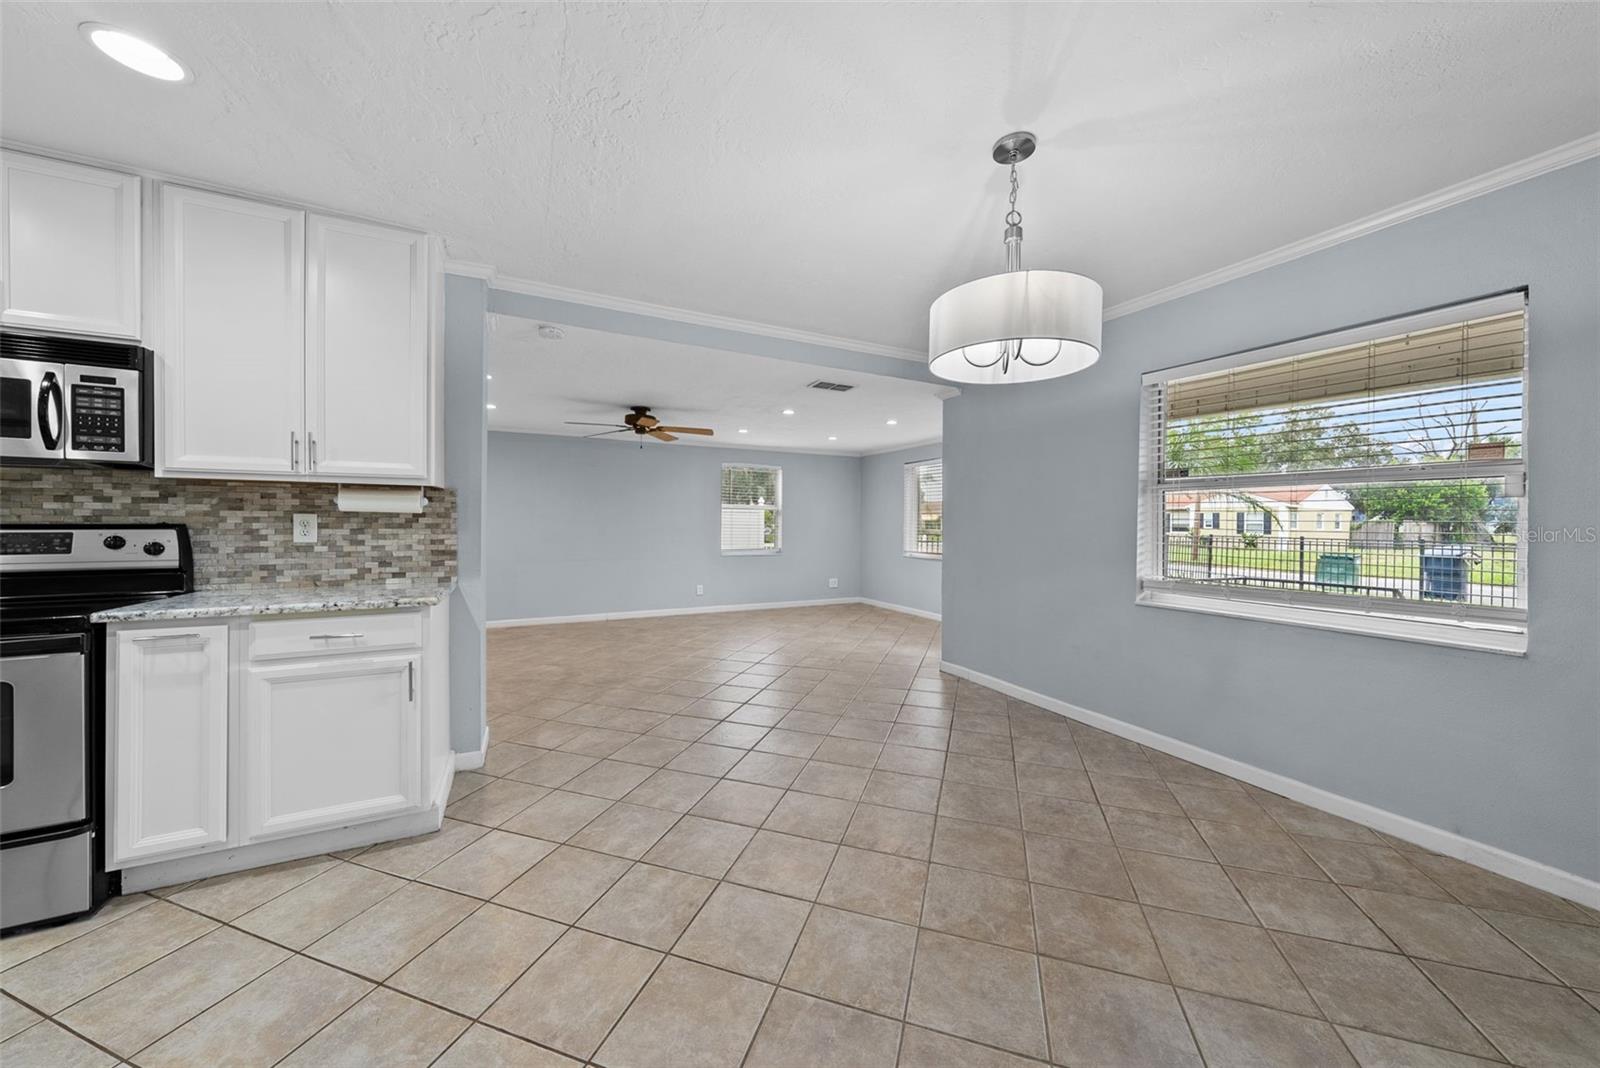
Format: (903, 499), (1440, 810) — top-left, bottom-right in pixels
(828, 577), (839, 589)
(695, 584), (705, 596)
(293, 513), (318, 544)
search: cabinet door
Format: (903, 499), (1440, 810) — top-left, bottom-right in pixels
(1, 153), (140, 338)
(111, 625), (229, 865)
(243, 653), (421, 840)
(161, 185), (305, 477)
(306, 215), (430, 481)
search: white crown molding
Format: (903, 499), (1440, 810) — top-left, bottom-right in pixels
(488, 274), (929, 364)
(859, 436), (943, 458)
(1104, 133), (1600, 321)
(489, 425), (894, 459)
(442, 259), (499, 282)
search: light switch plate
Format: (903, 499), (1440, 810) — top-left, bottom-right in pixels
(695, 584), (705, 596)
(828, 577), (839, 588)
(293, 513), (318, 544)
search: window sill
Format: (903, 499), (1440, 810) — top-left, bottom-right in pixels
(1136, 586), (1527, 656)
(722, 549), (781, 557)
(904, 552), (943, 562)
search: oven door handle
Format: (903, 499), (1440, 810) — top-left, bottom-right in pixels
(38, 371), (63, 451)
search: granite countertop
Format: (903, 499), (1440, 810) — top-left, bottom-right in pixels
(92, 583), (454, 623)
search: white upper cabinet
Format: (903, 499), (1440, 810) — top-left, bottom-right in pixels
(1, 152), (141, 339)
(158, 183), (434, 484)
(306, 215), (430, 481)
(161, 185), (306, 477)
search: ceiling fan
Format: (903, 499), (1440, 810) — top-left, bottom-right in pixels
(565, 405), (715, 443)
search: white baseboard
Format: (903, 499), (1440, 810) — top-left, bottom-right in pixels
(490, 596), (866, 628)
(119, 803), (445, 893)
(453, 724), (490, 770)
(858, 597), (941, 621)
(941, 659), (1600, 910)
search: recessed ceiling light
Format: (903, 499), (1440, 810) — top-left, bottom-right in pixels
(537, 324), (565, 340)
(485, 403), (497, 410)
(485, 374), (493, 381)
(737, 428), (748, 434)
(79, 23), (191, 82)
(827, 436), (838, 442)
(886, 419), (898, 426)
(781, 409), (795, 416)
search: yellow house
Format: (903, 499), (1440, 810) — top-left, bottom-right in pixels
(1166, 485), (1355, 542)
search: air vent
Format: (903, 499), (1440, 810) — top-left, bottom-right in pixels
(807, 380), (855, 392)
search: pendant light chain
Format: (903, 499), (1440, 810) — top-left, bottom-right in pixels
(1004, 162), (1024, 272)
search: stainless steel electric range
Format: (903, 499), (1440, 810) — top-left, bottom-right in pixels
(0, 523), (193, 932)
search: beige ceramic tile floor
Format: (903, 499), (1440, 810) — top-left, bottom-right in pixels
(4, 603), (1599, 1067)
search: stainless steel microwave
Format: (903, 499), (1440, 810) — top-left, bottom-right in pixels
(0, 333), (152, 467)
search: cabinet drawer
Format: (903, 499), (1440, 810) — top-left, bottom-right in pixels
(248, 611), (422, 661)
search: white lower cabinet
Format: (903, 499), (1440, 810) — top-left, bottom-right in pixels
(243, 653), (421, 840)
(111, 625), (229, 865)
(107, 605), (447, 873)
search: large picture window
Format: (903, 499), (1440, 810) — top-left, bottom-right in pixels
(904, 459), (944, 557)
(721, 464), (781, 554)
(1138, 291), (1527, 652)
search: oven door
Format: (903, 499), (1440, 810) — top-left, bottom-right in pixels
(0, 357), (66, 463)
(64, 363), (140, 463)
(0, 633), (89, 836)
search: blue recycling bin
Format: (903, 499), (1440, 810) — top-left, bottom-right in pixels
(1420, 547), (1474, 600)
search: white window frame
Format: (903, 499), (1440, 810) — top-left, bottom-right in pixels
(903, 458), (944, 559)
(721, 463), (782, 556)
(1136, 291), (1529, 655)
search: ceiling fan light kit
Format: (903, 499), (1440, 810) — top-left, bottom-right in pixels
(928, 131), (1103, 385)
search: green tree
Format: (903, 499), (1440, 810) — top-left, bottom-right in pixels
(1343, 481), (1493, 539)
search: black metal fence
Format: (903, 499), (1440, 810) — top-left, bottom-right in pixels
(1161, 533), (1521, 608)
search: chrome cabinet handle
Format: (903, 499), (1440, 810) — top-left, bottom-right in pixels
(407, 660), (415, 702)
(308, 432), (317, 471)
(291, 431), (299, 471)
(132, 633), (202, 643)
(308, 632), (364, 640)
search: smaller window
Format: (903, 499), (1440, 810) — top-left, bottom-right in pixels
(1209, 512), (1220, 529)
(1167, 511), (1192, 532)
(721, 464), (781, 554)
(904, 459), (944, 557)
(1288, 509), (1299, 530)
(1244, 511), (1267, 535)
(1316, 513), (1325, 530)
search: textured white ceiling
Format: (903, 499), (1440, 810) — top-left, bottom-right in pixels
(3, 3), (1596, 353)
(486, 317), (946, 455)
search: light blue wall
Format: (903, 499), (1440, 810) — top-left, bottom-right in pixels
(443, 274), (489, 752)
(943, 160), (1600, 880)
(487, 433), (863, 619)
(861, 444), (943, 617)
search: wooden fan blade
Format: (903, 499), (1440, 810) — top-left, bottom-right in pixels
(655, 426), (714, 436)
(647, 429), (678, 442)
(635, 414), (660, 428)
(585, 428), (633, 438)
(565, 421), (629, 428)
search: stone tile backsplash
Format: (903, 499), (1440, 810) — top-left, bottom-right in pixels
(1, 468), (456, 590)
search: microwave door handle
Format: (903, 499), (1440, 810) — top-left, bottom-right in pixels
(37, 372), (63, 451)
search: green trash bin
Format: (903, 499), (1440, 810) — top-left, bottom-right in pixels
(1315, 553), (1360, 587)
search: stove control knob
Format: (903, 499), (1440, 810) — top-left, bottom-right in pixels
(142, 541), (167, 557)
(103, 535), (127, 550)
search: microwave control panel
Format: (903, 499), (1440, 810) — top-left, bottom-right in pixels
(70, 382), (126, 452)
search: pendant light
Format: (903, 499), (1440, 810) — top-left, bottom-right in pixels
(928, 132), (1103, 384)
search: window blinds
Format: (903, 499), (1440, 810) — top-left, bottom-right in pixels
(721, 464), (781, 552)
(1155, 305), (1525, 480)
(903, 459), (943, 556)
